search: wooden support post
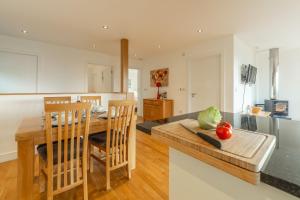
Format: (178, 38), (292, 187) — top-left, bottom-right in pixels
(121, 38), (129, 93)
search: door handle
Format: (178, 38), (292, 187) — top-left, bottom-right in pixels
(191, 93), (197, 97)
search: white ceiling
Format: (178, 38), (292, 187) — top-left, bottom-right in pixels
(0, 0), (300, 58)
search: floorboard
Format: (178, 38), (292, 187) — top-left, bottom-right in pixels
(0, 130), (169, 200)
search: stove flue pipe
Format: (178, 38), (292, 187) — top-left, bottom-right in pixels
(269, 48), (279, 100)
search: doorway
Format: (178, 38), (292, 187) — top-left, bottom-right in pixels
(188, 54), (221, 112)
(87, 64), (113, 93)
(128, 68), (142, 116)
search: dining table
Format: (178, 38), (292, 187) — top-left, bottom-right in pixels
(15, 114), (136, 200)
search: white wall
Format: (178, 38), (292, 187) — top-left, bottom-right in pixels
(0, 34), (143, 93)
(233, 36), (256, 113)
(141, 36), (235, 115)
(0, 34), (144, 162)
(0, 93), (129, 163)
(0, 51), (38, 93)
(279, 49), (300, 120)
(256, 48), (300, 120)
(0, 34), (122, 93)
(255, 51), (270, 104)
(141, 52), (189, 115)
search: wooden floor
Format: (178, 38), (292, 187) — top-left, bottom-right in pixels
(0, 130), (169, 200)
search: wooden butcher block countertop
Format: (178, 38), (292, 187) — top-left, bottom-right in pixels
(151, 119), (276, 185)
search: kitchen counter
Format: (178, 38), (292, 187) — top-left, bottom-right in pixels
(137, 112), (300, 198)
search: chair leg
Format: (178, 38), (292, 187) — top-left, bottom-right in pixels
(47, 176), (53, 200)
(38, 155), (42, 176)
(81, 135), (89, 199)
(87, 143), (90, 171)
(38, 156), (46, 193)
(127, 163), (131, 179)
(106, 155), (111, 190)
(106, 169), (111, 190)
(35, 155), (40, 177)
(83, 183), (88, 200)
(82, 159), (88, 200)
(89, 143), (94, 173)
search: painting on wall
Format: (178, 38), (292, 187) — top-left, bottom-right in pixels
(150, 68), (169, 87)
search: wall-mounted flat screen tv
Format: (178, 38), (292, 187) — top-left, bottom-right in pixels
(241, 64), (257, 85)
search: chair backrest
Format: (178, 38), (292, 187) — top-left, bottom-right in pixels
(44, 96), (71, 107)
(106, 100), (136, 168)
(80, 96), (101, 105)
(44, 103), (91, 194)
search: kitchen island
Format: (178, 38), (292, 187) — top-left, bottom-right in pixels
(137, 112), (300, 199)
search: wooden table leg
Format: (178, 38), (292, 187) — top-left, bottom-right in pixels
(17, 138), (35, 200)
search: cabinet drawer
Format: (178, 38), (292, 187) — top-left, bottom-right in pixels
(143, 105), (163, 120)
(143, 99), (173, 121)
(144, 105), (162, 114)
(144, 99), (163, 106)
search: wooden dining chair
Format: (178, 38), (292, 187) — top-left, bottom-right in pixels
(88, 100), (136, 190)
(80, 96), (101, 105)
(80, 96), (101, 172)
(38, 103), (91, 200)
(36, 96), (72, 177)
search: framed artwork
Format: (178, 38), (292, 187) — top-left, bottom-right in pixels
(150, 68), (169, 87)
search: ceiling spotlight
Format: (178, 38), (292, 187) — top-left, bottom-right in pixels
(21, 29), (28, 34)
(102, 25), (109, 30)
(197, 29), (203, 33)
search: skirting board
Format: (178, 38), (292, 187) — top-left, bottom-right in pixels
(0, 151), (17, 163)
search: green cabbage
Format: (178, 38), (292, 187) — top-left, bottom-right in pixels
(197, 106), (222, 130)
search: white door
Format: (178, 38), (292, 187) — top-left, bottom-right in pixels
(189, 54), (221, 112)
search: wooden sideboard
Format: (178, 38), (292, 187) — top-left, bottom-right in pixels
(143, 98), (174, 121)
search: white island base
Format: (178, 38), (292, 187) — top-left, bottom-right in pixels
(170, 148), (298, 200)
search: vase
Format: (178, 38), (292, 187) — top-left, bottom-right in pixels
(156, 87), (160, 99)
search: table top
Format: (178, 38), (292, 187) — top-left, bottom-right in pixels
(15, 115), (109, 144)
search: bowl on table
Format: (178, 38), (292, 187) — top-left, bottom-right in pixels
(92, 105), (106, 113)
(251, 106), (262, 114)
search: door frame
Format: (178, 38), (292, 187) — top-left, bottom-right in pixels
(128, 67), (142, 116)
(85, 63), (113, 93)
(187, 51), (225, 112)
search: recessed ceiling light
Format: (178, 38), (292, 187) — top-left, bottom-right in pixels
(197, 29), (203, 33)
(102, 25), (109, 30)
(21, 29), (28, 34)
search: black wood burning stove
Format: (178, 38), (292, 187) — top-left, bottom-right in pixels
(263, 49), (291, 119)
(264, 100), (289, 117)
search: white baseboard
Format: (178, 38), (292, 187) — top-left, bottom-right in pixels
(0, 151), (17, 163)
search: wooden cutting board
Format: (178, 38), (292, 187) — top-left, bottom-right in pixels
(151, 119), (276, 173)
(180, 119), (266, 158)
